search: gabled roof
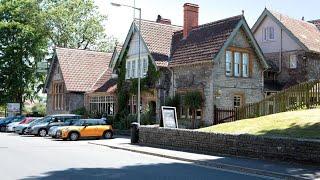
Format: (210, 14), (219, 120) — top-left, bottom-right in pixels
(139, 19), (182, 62)
(252, 9), (320, 54)
(115, 19), (182, 69)
(170, 15), (268, 69)
(44, 47), (112, 93)
(109, 44), (122, 69)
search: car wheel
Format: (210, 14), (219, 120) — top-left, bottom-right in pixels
(38, 129), (47, 137)
(0, 127), (5, 132)
(22, 128), (26, 135)
(103, 131), (113, 139)
(69, 132), (79, 141)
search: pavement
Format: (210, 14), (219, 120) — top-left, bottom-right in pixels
(89, 136), (320, 180)
(0, 133), (277, 180)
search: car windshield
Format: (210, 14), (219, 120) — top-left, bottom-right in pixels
(29, 118), (45, 125)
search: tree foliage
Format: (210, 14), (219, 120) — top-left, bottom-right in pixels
(184, 91), (203, 129)
(42, 0), (115, 52)
(0, 0), (116, 107)
(0, 0), (48, 107)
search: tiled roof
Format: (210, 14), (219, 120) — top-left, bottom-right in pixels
(269, 10), (320, 53)
(90, 68), (113, 92)
(170, 15), (242, 66)
(137, 19), (182, 64)
(55, 47), (112, 92)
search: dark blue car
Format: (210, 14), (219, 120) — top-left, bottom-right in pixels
(0, 116), (25, 132)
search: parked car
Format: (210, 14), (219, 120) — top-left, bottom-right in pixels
(27, 114), (81, 137)
(0, 116), (25, 132)
(48, 118), (80, 138)
(6, 117), (37, 133)
(15, 118), (44, 135)
(55, 119), (113, 141)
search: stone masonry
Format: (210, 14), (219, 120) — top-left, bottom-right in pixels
(139, 126), (320, 164)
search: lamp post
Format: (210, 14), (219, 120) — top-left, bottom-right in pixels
(111, 2), (142, 125)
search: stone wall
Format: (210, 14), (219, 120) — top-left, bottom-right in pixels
(139, 126), (320, 164)
(265, 51), (320, 88)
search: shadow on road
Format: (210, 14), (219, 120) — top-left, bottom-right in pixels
(20, 163), (265, 180)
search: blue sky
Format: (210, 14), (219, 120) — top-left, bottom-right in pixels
(95, 0), (320, 42)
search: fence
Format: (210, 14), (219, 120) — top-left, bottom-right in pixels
(214, 79), (320, 124)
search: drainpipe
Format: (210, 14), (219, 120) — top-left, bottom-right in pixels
(279, 15), (283, 74)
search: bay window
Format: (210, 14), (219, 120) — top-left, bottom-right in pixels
(226, 51), (232, 76)
(225, 49), (251, 78)
(242, 53), (249, 77)
(234, 52), (241, 77)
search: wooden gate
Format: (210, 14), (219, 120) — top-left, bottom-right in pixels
(213, 105), (236, 124)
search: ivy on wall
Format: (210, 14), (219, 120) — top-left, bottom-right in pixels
(114, 44), (160, 129)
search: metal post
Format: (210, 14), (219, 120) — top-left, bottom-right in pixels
(137, 9), (141, 125)
(110, 2), (142, 125)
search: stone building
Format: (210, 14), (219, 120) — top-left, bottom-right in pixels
(252, 9), (320, 95)
(169, 3), (269, 125)
(44, 47), (113, 115)
(111, 16), (182, 121)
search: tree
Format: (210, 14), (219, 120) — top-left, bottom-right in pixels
(42, 0), (116, 52)
(0, 0), (49, 109)
(184, 91), (203, 129)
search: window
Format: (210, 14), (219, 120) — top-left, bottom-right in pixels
(143, 58), (148, 75)
(226, 50), (251, 78)
(233, 95), (242, 108)
(242, 53), (249, 77)
(263, 27), (275, 41)
(128, 95), (137, 114)
(226, 51), (232, 76)
(289, 55), (297, 69)
(234, 52), (241, 77)
(126, 61), (130, 79)
(89, 95), (115, 115)
(131, 60), (136, 78)
(52, 82), (64, 110)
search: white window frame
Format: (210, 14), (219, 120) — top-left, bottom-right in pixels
(89, 96), (115, 115)
(234, 52), (241, 77)
(226, 51), (232, 76)
(263, 27), (275, 42)
(143, 58), (148, 76)
(289, 55), (297, 69)
(242, 53), (249, 77)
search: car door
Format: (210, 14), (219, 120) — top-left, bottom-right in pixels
(80, 120), (97, 137)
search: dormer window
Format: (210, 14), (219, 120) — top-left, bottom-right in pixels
(263, 27), (275, 41)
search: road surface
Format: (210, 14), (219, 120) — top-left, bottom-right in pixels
(0, 133), (269, 180)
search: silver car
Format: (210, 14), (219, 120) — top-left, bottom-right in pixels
(15, 118), (43, 135)
(48, 119), (79, 138)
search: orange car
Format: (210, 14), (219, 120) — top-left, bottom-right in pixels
(56, 119), (113, 141)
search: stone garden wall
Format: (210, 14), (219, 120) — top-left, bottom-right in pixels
(139, 125), (320, 164)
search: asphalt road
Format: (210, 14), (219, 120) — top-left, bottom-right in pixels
(0, 133), (270, 180)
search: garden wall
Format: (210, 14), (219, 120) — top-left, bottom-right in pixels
(139, 125), (320, 164)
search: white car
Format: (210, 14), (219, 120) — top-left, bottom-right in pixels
(6, 122), (21, 132)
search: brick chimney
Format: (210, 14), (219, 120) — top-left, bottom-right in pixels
(156, 15), (171, 25)
(183, 3), (199, 39)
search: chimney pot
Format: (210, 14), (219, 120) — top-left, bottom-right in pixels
(183, 3), (199, 39)
(156, 14), (172, 25)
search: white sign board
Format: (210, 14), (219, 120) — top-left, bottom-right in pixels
(7, 103), (20, 117)
(161, 106), (178, 128)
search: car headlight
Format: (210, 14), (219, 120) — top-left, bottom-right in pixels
(56, 130), (62, 136)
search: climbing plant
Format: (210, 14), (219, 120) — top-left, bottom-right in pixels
(114, 46), (160, 129)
